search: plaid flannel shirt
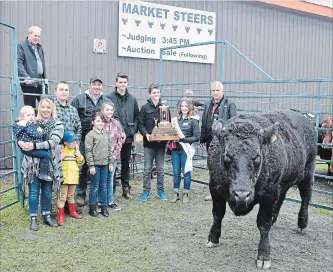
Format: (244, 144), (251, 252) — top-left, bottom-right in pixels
(55, 99), (82, 142)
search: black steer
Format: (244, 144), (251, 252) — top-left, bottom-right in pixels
(207, 110), (317, 270)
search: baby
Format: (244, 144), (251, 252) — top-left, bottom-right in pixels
(13, 105), (52, 182)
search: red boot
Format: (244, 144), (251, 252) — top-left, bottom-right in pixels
(57, 208), (65, 226)
(68, 203), (82, 219)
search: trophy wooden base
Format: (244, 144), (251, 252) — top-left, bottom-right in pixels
(150, 135), (180, 141)
(150, 122), (179, 142)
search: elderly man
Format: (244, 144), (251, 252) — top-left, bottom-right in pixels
(71, 77), (111, 207)
(54, 81), (81, 142)
(18, 26), (48, 109)
(200, 81), (237, 201)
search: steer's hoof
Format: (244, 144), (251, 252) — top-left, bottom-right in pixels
(206, 241), (219, 248)
(256, 259), (271, 270)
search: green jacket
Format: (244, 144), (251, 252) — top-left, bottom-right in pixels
(84, 129), (113, 168)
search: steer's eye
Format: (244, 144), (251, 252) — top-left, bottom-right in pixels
(224, 153), (232, 164)
(254, 154), (260, 165)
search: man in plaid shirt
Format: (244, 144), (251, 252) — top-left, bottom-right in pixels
(54, 81), (81, 142)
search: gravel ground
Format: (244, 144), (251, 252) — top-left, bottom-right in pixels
(0, 171), (332, 272)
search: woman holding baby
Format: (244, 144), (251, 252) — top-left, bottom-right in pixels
(17, 98), (63, 231)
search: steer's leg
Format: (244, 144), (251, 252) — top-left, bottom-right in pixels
(256, 203), (273, 270)
(207, 189), (226, 247)
(272, 190), (287, 226)
(297, 164), (314, 230)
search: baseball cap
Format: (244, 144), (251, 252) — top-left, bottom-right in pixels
(90, 76), (103, 84)
(63, 131), (77, 143)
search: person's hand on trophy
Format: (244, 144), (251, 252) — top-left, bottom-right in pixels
(177, 131), (184, 141)
(146, 133), (152, 142)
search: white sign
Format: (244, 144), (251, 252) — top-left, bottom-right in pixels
(93, 39), (107, 53)
(118, 0), (216, 64)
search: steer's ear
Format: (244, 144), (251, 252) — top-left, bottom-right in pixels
(212, 119), (225, 138)
(260, 122), (280, 144)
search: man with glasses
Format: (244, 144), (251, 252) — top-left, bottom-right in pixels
(200, 81), (237, 201)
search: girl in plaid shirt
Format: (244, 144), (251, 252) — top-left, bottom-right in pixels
(100, 102), (124, 211)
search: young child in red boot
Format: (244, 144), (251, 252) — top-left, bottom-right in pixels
(57, 131), (85, 226)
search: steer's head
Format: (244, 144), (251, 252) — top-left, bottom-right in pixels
(212, 118), (279, 215)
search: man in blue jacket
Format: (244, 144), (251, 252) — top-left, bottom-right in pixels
(106, 72), (139, 199)
(17, 26), (48, 109)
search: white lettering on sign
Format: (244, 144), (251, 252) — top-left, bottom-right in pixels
(118, 0), (216, 64)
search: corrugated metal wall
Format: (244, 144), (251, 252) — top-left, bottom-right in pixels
(0, 1), (332, 167)
(1, 1), (332, 84)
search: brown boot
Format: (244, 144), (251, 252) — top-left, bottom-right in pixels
(122, 187), (133, 199)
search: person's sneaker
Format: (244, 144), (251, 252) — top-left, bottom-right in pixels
(140, 191), (150, 201)
(183, 193), (190, 204)
(204, 195), (212, 201)
(108, 202), (121, 211)
(157, 190), (168, 201)
(170, 193), (180, 203)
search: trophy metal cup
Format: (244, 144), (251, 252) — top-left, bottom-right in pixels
(150, 102), (179, 141)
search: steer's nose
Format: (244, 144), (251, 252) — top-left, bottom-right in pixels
(234, 191), (250, 202)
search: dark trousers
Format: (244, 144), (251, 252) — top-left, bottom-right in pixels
(120, 142), (132, 189)
(206, 139), (212, 152)
(21, 84), (48, 109)
(143, 146), (165, 192)
(76, 141), (89, 199)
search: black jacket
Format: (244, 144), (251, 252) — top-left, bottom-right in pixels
(17, 39), (47, 79)
(106, 88), (139, 144)
(200, 96), (237, 144)
(71, 91), (111, 141)
(138, 99), (171, 148)
(178, 115), (200, 144)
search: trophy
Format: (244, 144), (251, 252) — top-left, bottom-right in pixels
(149, 101), (180, 141)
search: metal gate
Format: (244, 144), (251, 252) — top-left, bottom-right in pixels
(0, 21), (24, 211)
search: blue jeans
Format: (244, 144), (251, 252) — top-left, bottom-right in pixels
(171, 150), (191, 193)
(28, 177), (52, 216)
(107, 160), (118, 203)
(89, 165), (108, 206)
(98, 160), (118, 204)
(143, 146), (165, 192)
